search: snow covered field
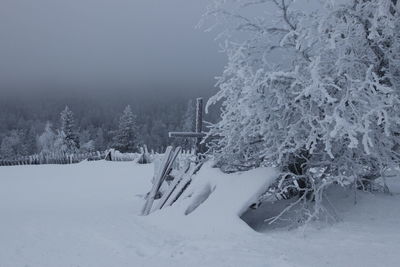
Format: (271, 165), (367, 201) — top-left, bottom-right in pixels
(1, 161), (400, 267)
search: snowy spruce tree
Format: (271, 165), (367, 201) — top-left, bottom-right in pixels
(113, 105), (138, 153)
(204, 0), (400, 219)
(58, 106), (80, 153)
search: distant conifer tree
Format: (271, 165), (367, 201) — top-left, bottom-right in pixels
(58, 106), (80, 153)
(113, 105), (137, 153)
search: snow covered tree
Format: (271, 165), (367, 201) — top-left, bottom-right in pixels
(80, 140), (95, 152)
(24, 126), (38, 155)
(37, 121), (57, 154)
(0, 131), (19, 159)
(112, 105), (138, 153)
(95, 128), (106, 151)
(204, 0), (400, 220)
(58, 106), (80, 153)
(0, 130), (27, 159)
(79, 129), (95, 152)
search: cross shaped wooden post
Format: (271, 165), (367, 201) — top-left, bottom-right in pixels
(169, 98), (206, 155)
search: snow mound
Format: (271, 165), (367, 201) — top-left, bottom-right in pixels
(145, 162), (278, 235)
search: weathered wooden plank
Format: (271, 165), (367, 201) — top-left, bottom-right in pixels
(141, 146), (174, 215)
(166, 98), (205, 155)
(195, 98), (203, 154)
(168, 132), (206, 138)
(163, 162), (203, 208)
(141, 146), (182, 215)
(155, 163), (192, 210)
(195, 98), (203, 133)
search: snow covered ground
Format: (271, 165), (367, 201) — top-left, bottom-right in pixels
(1, 161), (400, 267)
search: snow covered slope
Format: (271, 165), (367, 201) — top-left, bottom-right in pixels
(1, 161), (400, 267)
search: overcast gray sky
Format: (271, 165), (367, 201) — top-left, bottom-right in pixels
(0, 0), (225, 97)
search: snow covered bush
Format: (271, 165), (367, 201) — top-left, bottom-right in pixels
(204, 0), (400, 220)
(0, 130), (25, 159)
(37, 122), (57, 155)
(79, 130), (96, 153)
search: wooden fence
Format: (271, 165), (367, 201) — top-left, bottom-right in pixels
(141, 146), (201, 215)
(0, 151), (106, 167)
(0, 147), (195, 167)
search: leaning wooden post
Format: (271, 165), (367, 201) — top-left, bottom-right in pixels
(195, 98), (203, 155)
(141, 146), (181, 215)
(168, 97), (207, 157)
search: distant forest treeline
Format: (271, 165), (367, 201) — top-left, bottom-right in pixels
(0, 91), (219, 159)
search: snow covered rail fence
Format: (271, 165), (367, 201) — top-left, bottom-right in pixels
(142, 146), (182, 215)
(144, 162), (279, 233)
(105, 149), (137, 162)
(104, 148), (155, 163)
(137, 145), (152, 164)
(141, 145), (208, 215)
(141, 145), (279, 229)
(0, 151), (106, 167)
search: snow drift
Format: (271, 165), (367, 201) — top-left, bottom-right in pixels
(144, 162), (278, 235)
